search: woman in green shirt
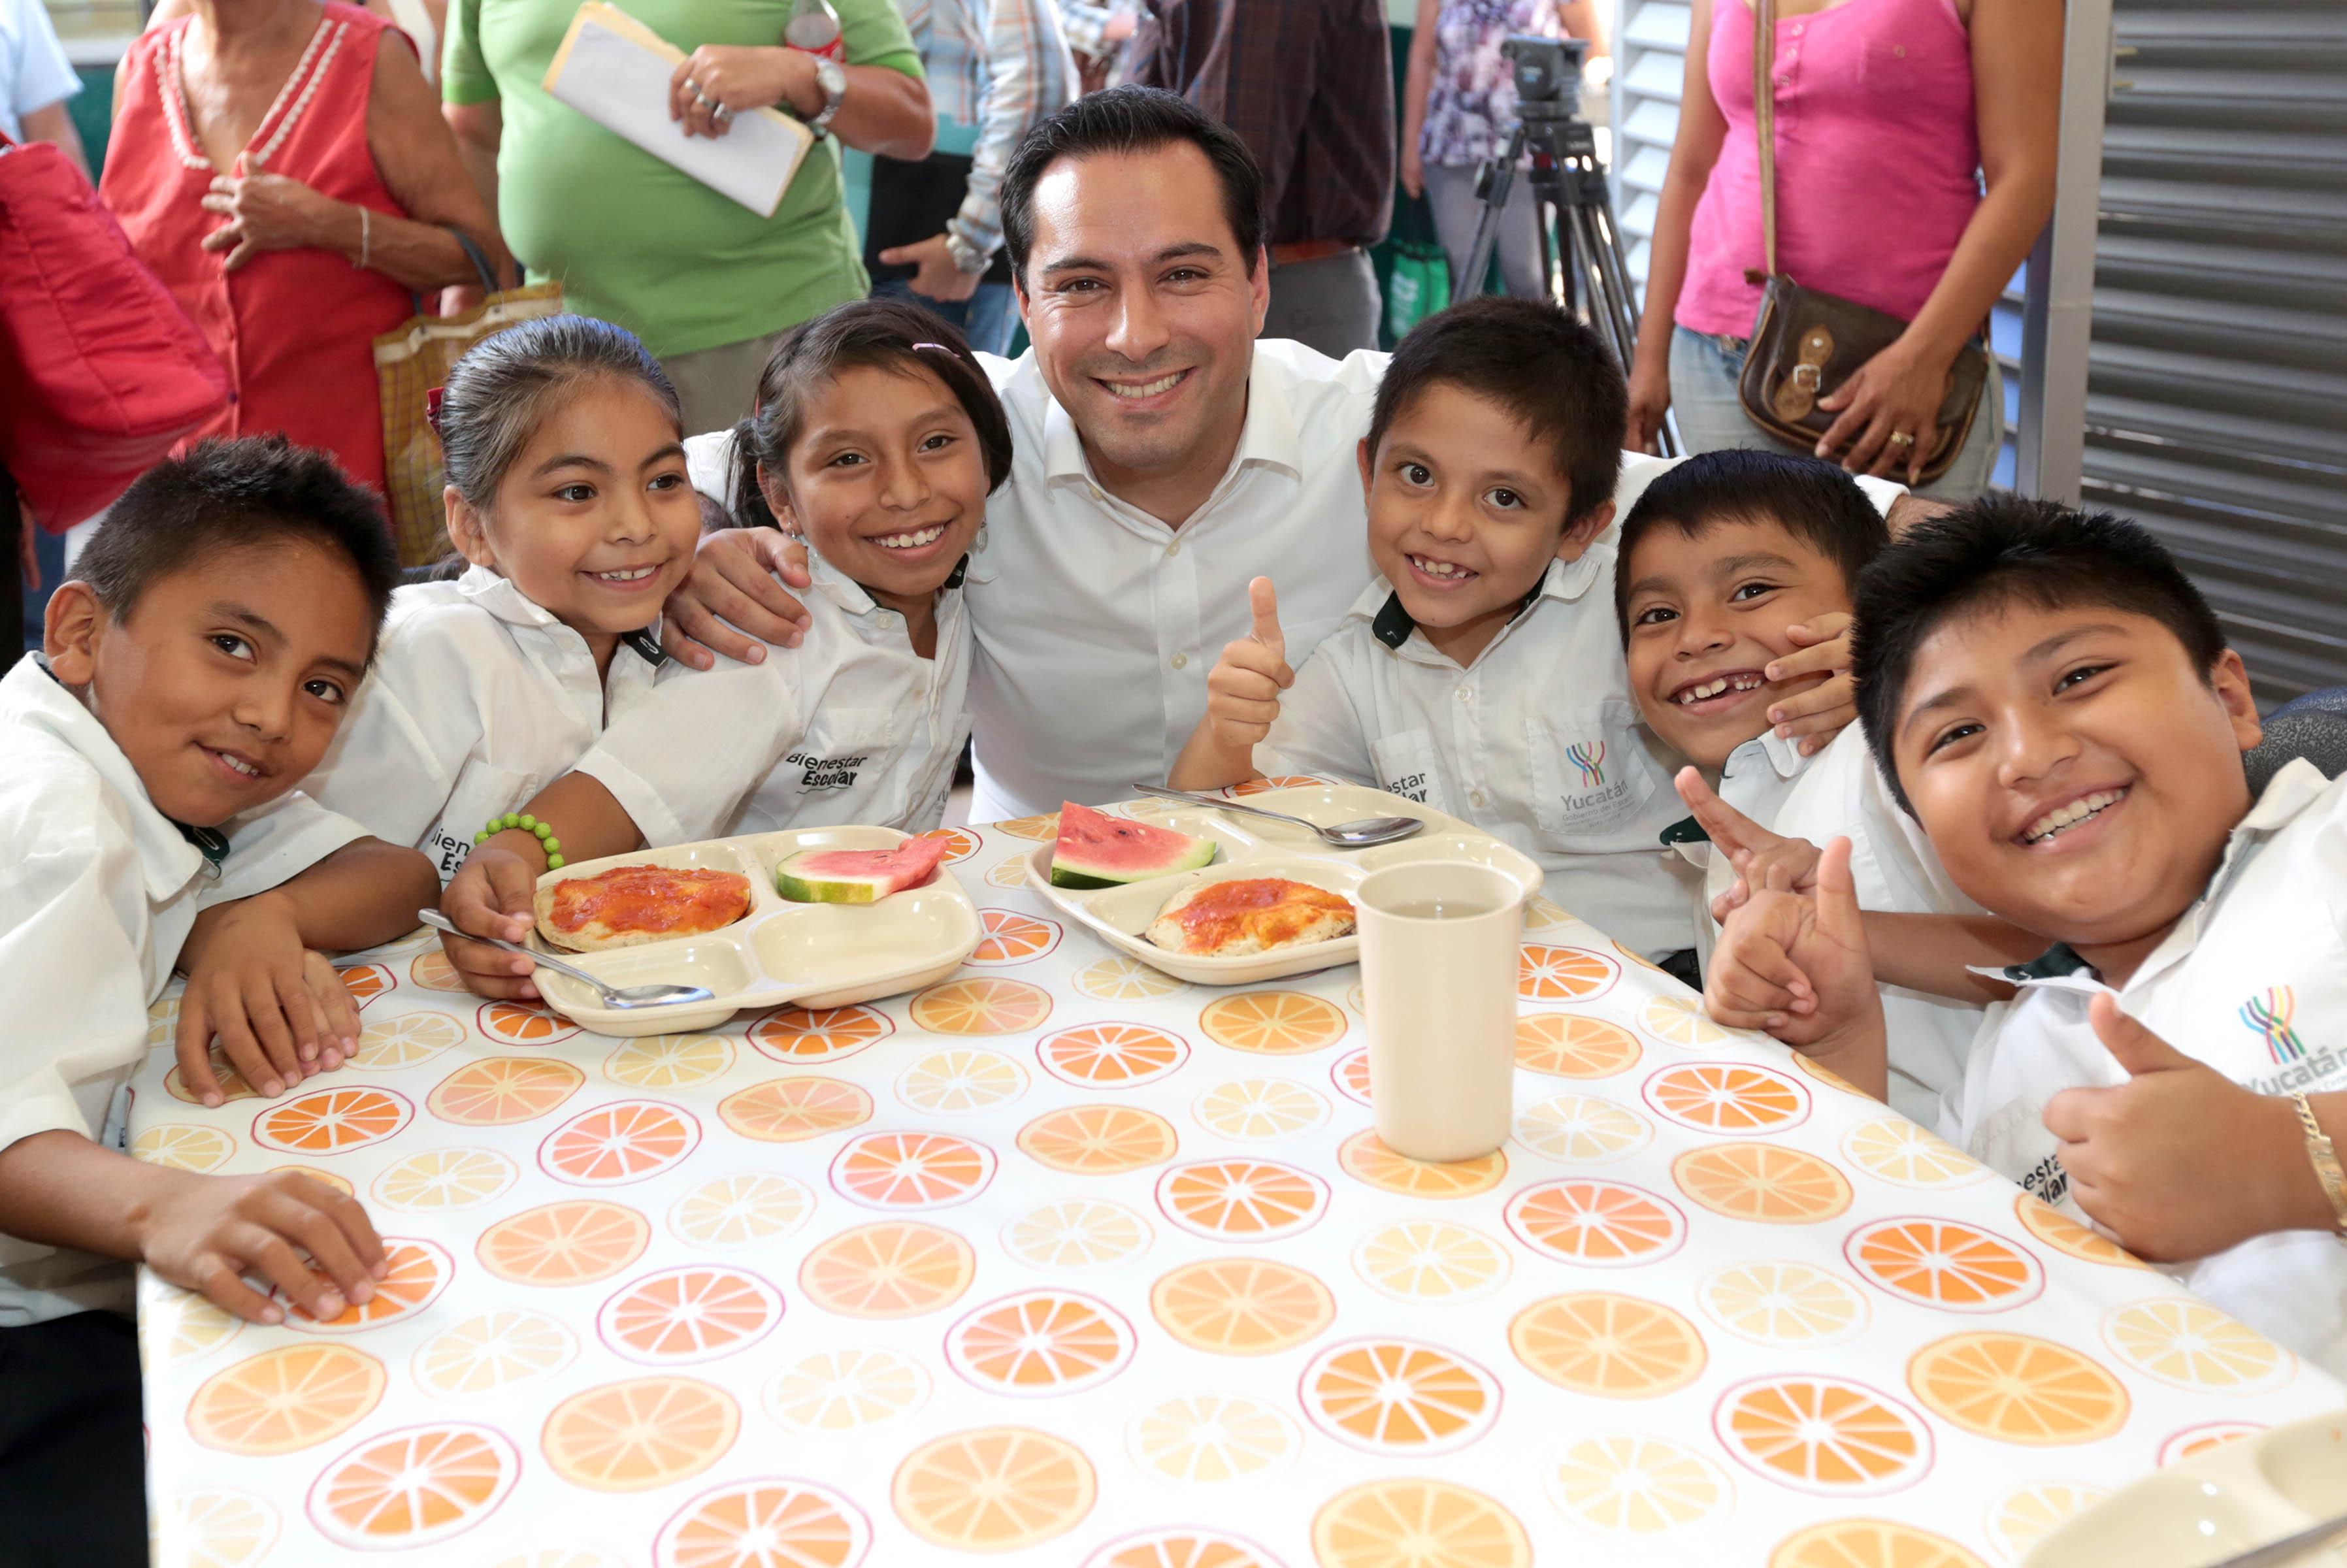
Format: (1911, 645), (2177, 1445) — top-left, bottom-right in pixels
(442, 0), (933, 433)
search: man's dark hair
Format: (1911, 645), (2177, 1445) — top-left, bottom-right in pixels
(74, 436), (401, 653)
(999, 84), (1265, 284)
(1366, 296), (1625, 532)
(1613, 449), (1888, 643)
(1853, 493), (2228, 810)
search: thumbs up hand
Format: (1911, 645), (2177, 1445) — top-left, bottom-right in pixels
(2042, 993), (2318, 1263)
(1708, 839), (1888, 1098)
(1204, 577), (1296, 753)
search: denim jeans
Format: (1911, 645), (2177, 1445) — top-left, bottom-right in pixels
(871, 278), (1019, 357)
(1666, 325), (2003, 501)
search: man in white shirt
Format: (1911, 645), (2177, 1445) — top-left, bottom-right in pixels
(663, 87), (1858, 822)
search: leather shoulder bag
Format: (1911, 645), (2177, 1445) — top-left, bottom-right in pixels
(1734, 0), (1988, 483)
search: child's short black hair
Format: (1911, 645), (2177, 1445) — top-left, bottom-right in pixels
(1613, 449), (1888, 643)
(74, 436), (401, 650)
(1366, 296), (1625, 532)
(1853, 493), (2227, 809)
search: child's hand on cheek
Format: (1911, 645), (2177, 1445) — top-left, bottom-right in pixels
(1205, 578), (1295, 753)
(441, 841), (545, 1000)
(1764, 611), (1856, 757)
(176, 894), (359, 1104)
(2046, 996), (2317, 1263)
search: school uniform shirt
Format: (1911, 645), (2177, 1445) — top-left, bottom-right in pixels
(1941, 759), (2347, 1377)
(306, 565), (665, 882)
(1255, 551), (1700, 958)
(0, 658), (365, 1328)
(1684, 724), (1983, 1125)
(577, 548), (972, 843)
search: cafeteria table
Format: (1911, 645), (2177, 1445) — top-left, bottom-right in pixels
(130, 795), (2344, 1568)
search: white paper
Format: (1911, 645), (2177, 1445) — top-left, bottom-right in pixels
(545, 7), (812, 218)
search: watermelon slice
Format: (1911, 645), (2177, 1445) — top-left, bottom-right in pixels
(1050, 800), (1217, 889)
(775, 837), (949, 904)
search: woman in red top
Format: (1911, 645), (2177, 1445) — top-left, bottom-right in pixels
(103, 0), (504, 499)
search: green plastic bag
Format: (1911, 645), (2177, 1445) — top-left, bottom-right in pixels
(1384, 240), (1451, 340)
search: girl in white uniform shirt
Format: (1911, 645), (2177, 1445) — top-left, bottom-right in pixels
(438, 301), (1006, 999)
(304, 317), (701, 881)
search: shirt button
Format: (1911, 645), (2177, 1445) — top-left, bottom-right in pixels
(1166, 540), (1182, 557)
(1792, 20), (1803, 33)
(1456, 687), (1471, 702)
(1469, 790), (1486, 808)
(1170, 652), (1189, 670)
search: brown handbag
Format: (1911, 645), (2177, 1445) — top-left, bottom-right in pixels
(1733, 0), (1988, 483)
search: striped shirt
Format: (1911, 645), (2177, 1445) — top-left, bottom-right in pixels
(899, 0), (1077, 263)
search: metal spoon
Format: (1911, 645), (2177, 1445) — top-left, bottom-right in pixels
(416, 909), (715, 1009)
(1130, 783), (1426, 847)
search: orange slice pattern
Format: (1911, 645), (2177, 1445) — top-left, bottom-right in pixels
(280, 1238), (450, 1331)
(1713, 1375), (1931, 1494)
(1639, 994), (1731, 1049)
(346, 1010), (465, 1071)
(475, 1200), (650, 1287)
(1017, 1104), (1179, 1173)
(1302, 1339), (1500, 1455)
(910, 977), (1053, 1035)
(1192, 1077), (1328, 1140)
(747, 1003), (893, 1063)
(252, 1086), (412, 1154)
(990, 812), (1063, 840)
(917, 826), (982, 863)
(1229, 776), (1330, 795)
(1073, 956), (1192, 1002)
(1002, 1198), (1152, 1272)
(1845, 1218), (2043, 1311)
(967, 909), (1063, 966)
(1517, 945), (1620, 1002)
(1353, 1220), (1511, 1303)
(1769, 1520), (1986, 1568)
(166, 1047), (256, 1104)
(717, 1077), (873, 1143)
(1546, 1432), (1730, 1536)
(946, 1290), (1135, 1396)
(2160, 1422), (2264, 1467)
(2103, 1299), (2292, 1392)
(427, 1058), (585, 1126)
(2013, 1192), (2150, 1269)
(1198, 991), (1347, 1054)
(1842, 1118), (1990, 1188)
(830, 1130), (996, 1209)
(1157, 1158), (1328, 1241)
(1509, 1294), (1707, 1398)
(336, 962), (394, 1007)
(1038, 1022), (1190, 1086)
(305, 1424), (517, 1549)
(1515, 1013), (1641, 1078)
(1909, 1331), (2130, 1446)
(1311, 1480), (1530, 1568)
(1086, 1529), (1280, 1568)
(1642, 1062), (1808, 1134)
(1504, 1179), (1686, 1267)
(1337, 1131), (1506, 1198)
(540, 1377), (738, 1492)
(408, 949), (467, 992)
(653, 1479), (871, 1568)
(1673, 1142), (1852, 1224)
(892, 1427), (1096, 1552)
(1699, 1260), (1869, 1347)
(188, 1343), (386, 1455)
(597, 1266), (783, 1364)
(667, 1171), (812, 1249)
(133, 1123), (235, 1171)
(538, 1100), (700, 1186)
(1150, 1258), (1334, 1355)
(1331, 1048), (1373, 1105)
(798, 1221), (975, 1318)
(476, 1000), (580, 1045)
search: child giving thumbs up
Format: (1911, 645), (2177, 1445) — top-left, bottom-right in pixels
(1170, 576), (1294, 791)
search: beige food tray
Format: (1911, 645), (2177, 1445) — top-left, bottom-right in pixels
(1024, 784), (1545, 985)
(2023, 1410), (2347, 1568)
(528, 826), (983, 1037)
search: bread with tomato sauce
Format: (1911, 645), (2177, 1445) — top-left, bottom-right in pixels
(534, 864), (754, 953)
(1145, 876), (1356, 956)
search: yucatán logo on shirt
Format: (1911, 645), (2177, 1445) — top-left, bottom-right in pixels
(789, 750), (869, 794)
(2240, 985), (2343, 1095)
(1556, 736), (1636, 820)
(1566, 740), (1607, 788)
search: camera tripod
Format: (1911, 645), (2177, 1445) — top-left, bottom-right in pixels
(1460, 36), (1676, 455)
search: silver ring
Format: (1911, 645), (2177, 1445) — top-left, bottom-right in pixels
(712, 103), (734, 124)
(684, 76), (702, 97)
(695, 89), (714, 108)
(1888, 431), (1916, 449)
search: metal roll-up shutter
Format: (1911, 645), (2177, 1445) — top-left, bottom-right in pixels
(2088, 0), (2347, 706)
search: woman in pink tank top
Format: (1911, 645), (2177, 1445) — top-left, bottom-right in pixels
(1626, 0), (2058, 497)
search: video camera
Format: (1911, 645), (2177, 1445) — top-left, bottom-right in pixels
(1502, 33), (1589, 120)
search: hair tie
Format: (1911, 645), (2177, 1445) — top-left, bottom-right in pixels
(425, 385), (447, 439)
(911, 342), (955, 357)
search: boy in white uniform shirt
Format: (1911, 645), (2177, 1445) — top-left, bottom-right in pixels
(1170, 298), (1700, 962)
(0, 440), (435, 1560)
(1614, 450), (1983, 1122)
(1715, 497), (2347, 1376)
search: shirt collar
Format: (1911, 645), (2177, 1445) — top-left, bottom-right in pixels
(1723, 727), (1813, 787)
(804, 546), (969, 617)
(7, 657), (206, 900)
(1042, 342), (1305, 495)
(455, 563), (561, 629)
(1362, 552), (1607, 653)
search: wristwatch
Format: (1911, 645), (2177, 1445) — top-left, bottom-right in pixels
(806, 55), (847, 135)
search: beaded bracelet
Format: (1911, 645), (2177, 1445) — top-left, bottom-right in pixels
(475, 812), (566, 870)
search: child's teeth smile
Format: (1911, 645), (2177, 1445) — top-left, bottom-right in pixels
(587, 565), (660, 583)
(1409, 555), (1475, 581)
(205, 746), (262, 780)
(873, 524), (947, 550)
(2020, 787), (2130, 845)
(1672, 672), (1765, 706)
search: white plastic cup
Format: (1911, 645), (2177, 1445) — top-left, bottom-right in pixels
(1354, 860), (1524, 1162)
